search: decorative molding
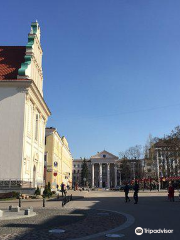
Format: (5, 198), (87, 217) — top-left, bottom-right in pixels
(18, 21), (42, 80)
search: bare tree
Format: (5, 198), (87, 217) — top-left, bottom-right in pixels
(119, 145), (143, 160)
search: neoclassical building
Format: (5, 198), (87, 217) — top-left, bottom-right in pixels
(73, 150), (119, 188)
(0, 22), (51, 189)
(91, 150), (119, 188)
(44, 127), (73, 190)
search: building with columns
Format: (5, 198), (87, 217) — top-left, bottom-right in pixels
(73, 150), (119, 188)
(0, 22), (51, 190)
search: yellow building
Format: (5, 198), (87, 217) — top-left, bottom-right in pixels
(44, 127), (73, 190)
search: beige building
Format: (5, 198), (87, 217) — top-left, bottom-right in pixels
(0, 22), (51, 190)
(73, 150), (119, 188)
(45, 128), (73, 190)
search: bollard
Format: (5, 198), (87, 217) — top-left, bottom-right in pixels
(43, 197), (46, 208)
(19, 197), (22, 208)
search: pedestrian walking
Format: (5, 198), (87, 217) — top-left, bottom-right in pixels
(61, 182), (66, 197)
(168, 183), (174, 202)
(133, 181), (139, 204)
(124, 183), (130, 202)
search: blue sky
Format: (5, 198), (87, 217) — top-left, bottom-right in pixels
(1, 0), (180, 158)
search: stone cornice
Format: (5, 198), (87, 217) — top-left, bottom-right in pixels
(0, 79), (51, 119)
(0, 80), (32, 88)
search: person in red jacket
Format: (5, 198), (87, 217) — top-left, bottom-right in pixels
(168, 183), (175, 202)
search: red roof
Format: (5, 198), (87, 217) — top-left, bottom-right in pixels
(0, 46), (26, 80)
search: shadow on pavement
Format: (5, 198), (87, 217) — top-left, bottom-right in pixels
(0, 194), (180, 240)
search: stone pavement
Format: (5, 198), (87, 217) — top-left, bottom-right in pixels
(0, 208), (125, 240)
(0, 190), (180, 239)
(66, 190), (180, 240)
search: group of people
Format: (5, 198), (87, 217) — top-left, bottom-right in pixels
(124, 181), (139, 204)
(124, 181), (176, 203)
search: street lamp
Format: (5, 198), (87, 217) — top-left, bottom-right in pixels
(83, 178), (86, 187)
(156, 148), (161, 192)
(131, 162), (136, 180)
(118, 170), (122, 185)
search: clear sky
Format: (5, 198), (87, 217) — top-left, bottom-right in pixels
(1, 0), (180, 158)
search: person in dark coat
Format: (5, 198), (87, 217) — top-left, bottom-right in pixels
(168, 184), (174, 202)
(61, 182), (66, 197)
(133, 181), (139, 204)
(124, 183), (130, 202)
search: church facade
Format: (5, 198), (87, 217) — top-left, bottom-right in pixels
(0, 22), (51, 189)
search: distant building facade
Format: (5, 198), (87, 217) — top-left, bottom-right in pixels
(73, 151), (145, 188)
(44, 128), (73, 190)
(146, 139), (180, 180)
(73, 159), (91, 186)
(73, 150), (119, 188)
(0, 22), (51, 189)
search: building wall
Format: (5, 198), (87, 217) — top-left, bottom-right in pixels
(61, 144), (72, 187)
(0, 87), (25, 179)
(45, 134), (54, 188)
(73, 160), (83, 185)
(0, 22), (50, 188)
(22, 94), (47, 187)
(45, 130), (72, 190)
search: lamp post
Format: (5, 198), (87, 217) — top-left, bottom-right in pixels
(118, 170), (122, 185)
(131, 162), (136, 180)
(156, 148), (161, 192)
(83, 178), (86, 187)
(119, 171), (122, 185)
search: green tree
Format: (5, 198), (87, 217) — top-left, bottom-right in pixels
(35, 186), (40, 196)
(120, 157), (131, 182)
(81, 158), (89, 186)
(43, 182), (52, 198)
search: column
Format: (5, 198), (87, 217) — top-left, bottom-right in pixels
(92, 163), (94, 188)
(107, 163), (110, 188)
(99, 163), (102, 188)
(114, 164), (117, 187)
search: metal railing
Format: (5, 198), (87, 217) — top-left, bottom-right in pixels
(0, 179), (39, 188)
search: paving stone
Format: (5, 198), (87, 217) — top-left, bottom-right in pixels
(0, 208), (125, 240)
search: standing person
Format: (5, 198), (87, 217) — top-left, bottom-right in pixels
(133, 181), (139, 204)
(124, 183), (130, 202)
(168, 183), (174, 202)
(61, 182), (65, 197)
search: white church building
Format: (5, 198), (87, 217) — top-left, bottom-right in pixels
(0, 22), (51, 190)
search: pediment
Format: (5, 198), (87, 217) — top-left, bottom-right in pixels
(91, 150), (118, 160)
